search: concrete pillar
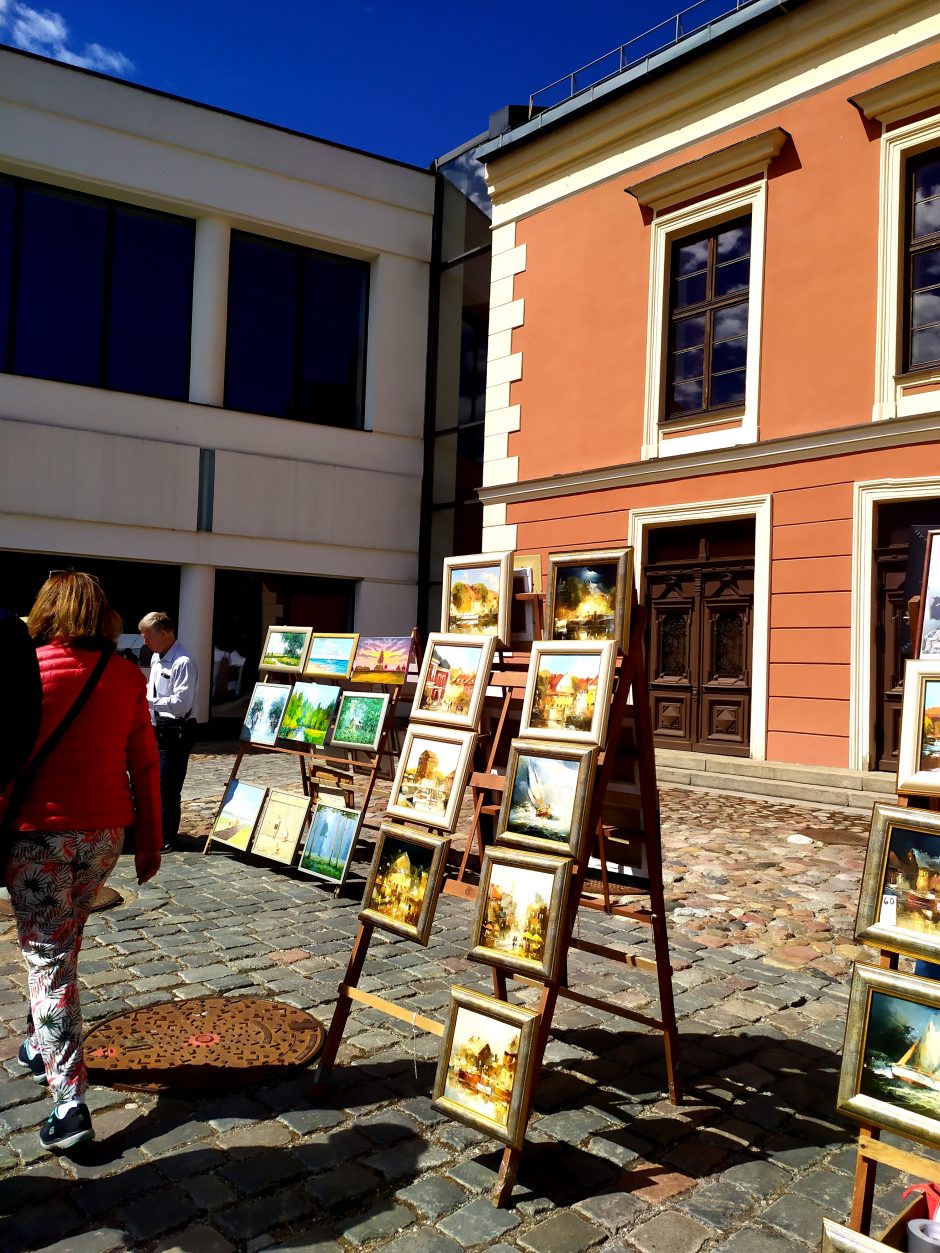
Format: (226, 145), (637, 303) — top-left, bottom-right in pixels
(189, 217), (231, 406)
(178, 563), (214, 724)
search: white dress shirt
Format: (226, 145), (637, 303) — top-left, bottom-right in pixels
(147, 639), (198, 723)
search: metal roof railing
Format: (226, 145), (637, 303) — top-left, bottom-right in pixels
(528, 0), (764, 116)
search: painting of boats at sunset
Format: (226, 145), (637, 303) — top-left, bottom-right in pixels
(447, 566), (501, 635)
(350, 636), (413, 685)
(860, 991), (940, 1123)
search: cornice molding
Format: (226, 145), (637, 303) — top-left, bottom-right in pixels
(850, 61), (940, 125)
(626, 127), (789, 211)
(477, 410), (940, 507)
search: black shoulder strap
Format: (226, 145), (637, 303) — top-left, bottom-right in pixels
(2, 648), (111, 835)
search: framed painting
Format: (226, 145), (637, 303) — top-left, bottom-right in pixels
(330, 691), (390, 752)
(386, 726), (477, 833)
(855, 803), (940, 962)
(412, 633), (496, 731)
(251, 789), (310, 865)
(519, 640), (616, 746)
(920, 528), (940, 658)
(513, 552), (543, 594)
(495, 739), (597, 860)
(276, 681), (342, 748)
(260, 626), (312, 674)
(240, 682), (291, 747)
(837, 962), (940, 1150)
(441, 552), (512, 645)
(358, 822), (451, 945)
(545, 548), (633, 649)
(469, 847), (572, 983)
(510, 567), (535, 646)
(820, 1220), (897, 1252)
(350, 636), (415, 686)
(303, 632), (360, 679)
(209, 781), (267, 851)
(897, 659), (940, 795)
(298, 802), (361, 884)
(432, 985), (540, 1149)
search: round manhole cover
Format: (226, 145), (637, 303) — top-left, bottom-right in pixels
(85, 995), (325, 1093)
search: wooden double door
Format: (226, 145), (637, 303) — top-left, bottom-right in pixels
(644, 520), (755, 756)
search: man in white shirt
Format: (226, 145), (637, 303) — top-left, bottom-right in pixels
(140, 611), (198, 852)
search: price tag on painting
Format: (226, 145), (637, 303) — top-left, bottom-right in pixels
(879, 893), (897, 927)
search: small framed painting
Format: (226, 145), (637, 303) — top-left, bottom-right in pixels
(298, 802), (361, 884)
(855, 803), (940, 963)
(510, 567), (535, 646)
(545, 548), (633, 649)
(303, 633), (360, 679)
(387, 726), (477, 833)
(520, 640), (616, 746)
(251, 789), (310, 865)
(358, 822), (451, 945)
(469, 846), (572, 983)
(432, 985), (540, 1149)
(260, 626), (312, 674)
(210, 781), (267, 851)
(276, 681), (342, 748)
(496, 739), (597, 860)
(441, 552), (512, 645)
(350, 636), (415, 685)
(412, 633), (496, 731)
(920, 528), (940, 658)
(838, 962), (940, 1149)
(897, 659), (940, 795)
(513, 552), (543, 594)
(240, 682), (291, 747)
(331, 691), (390, 752)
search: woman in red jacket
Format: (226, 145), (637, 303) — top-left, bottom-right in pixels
(5, 571), (161, 1152)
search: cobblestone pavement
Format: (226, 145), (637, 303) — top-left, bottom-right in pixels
(0, 745), (927, 1252)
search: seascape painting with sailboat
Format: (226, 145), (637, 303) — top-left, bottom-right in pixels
(861, 990), (940, 1121)
(506, 752), (580, 845)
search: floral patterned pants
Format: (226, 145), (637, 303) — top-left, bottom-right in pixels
(7, 828), (124, 1103)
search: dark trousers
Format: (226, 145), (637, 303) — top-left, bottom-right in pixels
(155, 720), (196, 843)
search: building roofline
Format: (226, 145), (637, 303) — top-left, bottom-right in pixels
(0, 42), (435, 178)
(475, 0), (807, 163)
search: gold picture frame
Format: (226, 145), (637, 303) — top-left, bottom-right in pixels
(411, 633), (496, 731)
(259, 626), (312, 674)
(469, 847), (572, 983)
(496, 739), (597, 861)
(303, 632), (360, 680)
(545, 548), (633, 649)
(251, 789), (311, 865)
(358, 822), (451, 945)
(897, 659), (940, 795)
(432, 985), (540, 1149)
(855, 803), (940, 963)
(386, 725), (477, 833)
(441, 551), (512, 645)
(519, 640), (616, 746)
(837, 962), (940, 1150)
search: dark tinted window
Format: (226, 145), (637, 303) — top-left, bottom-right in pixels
(0, 178), (15, 368)
(225, 230), (369, 429)
(907, 149), (940, 372)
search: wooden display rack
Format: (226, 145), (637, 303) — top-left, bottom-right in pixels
(314, 601), (682, 1208)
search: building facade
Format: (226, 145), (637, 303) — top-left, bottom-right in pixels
(477, 0), (940, 777)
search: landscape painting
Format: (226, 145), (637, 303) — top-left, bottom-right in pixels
(240, 682), (291, 747)
(210, 781), (267, 851)
(898, 661), (940, 794)
(276, 681), (342, 747)
(856, 804), (940, 962)
(298, 802), (361, 884)
(497, 740), (596, 859)
(359, 823), (450, 944)
(520, 641), (615, 745)
(387, 727), (476, 833)
(432, 986), (539, 1148)
(546, 549), (632, 648)
(350, 636), (414, 685)
(469, 848), (570, 982)
(303, 633), (359, 679)
(260, 626), (312, 674)
(412, 634), (495, 731)
(442, 552), (511, 643)
(331, 691), (390, 752)
(251, 790), (310, 865)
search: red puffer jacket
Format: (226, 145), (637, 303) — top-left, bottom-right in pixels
(12, 642), (161, 855)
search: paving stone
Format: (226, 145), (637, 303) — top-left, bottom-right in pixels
(28, 1229), (128, 1253)
(305, 1162), (380, 1209)
(437, 1197), (521, 1246)
(396, 1174), (469, 1221)
(277, 1106), (344, 1136)
(517, 1210), (605, 1251)
(381, 1230), (462, 1253)
(113, 1187), (199, 1240)
(713, 1225), (809, 1252)
(628, 1211), (712, 1253)
(155, 1227), (236, 1253)
(719, 1158), (791, 1197)
(365, 1138), (451, 1181)
(762, 1192), (831, 1242)
(183, 1172), (239, 1212)
(342, 1202), (414, 1245)
(679, 1179), (755, 1229)
(215, 1189), (313, 1240)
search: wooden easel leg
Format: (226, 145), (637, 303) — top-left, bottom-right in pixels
(204, 745), (247, 853)
(849, 1127), (878, 1234)
(311, 921), (374, 1089)
(493, 1147), (520, 1208)
(650, 910), (682, 1104)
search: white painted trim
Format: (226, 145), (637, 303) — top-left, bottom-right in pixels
(627, 494), (772, 760)
(642, 181), (766, 460)
(873, 113), (940, 422)
(490, 244), (527, 282)
(850, 476), (940, 770)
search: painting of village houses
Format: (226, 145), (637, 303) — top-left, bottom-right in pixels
(878, 824), (940, 939)
(471, 849), (569, 981)
(350, 636), (414, 685)
(445, 567), (502, 635)
(387, 728), (474, 831)
(359, 825), (448, 943)
(413, 635), (493, 730)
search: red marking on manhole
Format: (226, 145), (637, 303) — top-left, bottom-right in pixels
(187, 1032), (222, 1047)
(89, 1046), (118, 1059)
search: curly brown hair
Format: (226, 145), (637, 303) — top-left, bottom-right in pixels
(27, 571), (121, 650)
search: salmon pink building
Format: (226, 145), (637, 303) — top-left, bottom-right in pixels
(475, 0), (940, 803)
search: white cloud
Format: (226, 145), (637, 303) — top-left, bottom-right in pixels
(0, 4), (132, 76)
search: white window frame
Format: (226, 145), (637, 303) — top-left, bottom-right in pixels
(873, 114), (940, 423)
(642, 182), (767, 461)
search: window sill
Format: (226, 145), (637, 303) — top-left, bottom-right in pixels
(660, 406), (746, 435)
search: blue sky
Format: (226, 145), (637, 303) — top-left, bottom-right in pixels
(0, 0), (721, 166)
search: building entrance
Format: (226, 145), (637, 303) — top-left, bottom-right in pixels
(643, 519), (755, 756)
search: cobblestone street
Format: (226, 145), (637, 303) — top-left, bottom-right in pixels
(0, 746), (924, 1252)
